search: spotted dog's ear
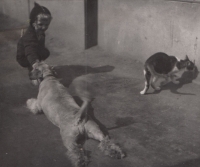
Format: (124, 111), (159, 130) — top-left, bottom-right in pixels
(29, 69), (43, 80)
(185, 55), (189, 60)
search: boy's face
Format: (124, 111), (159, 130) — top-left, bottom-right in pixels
(33, 14), (51, 33)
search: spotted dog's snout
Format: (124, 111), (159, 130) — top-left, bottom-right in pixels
(187, 61), (195, 71)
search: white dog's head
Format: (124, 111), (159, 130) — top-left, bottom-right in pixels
(29, 62), (54, 84)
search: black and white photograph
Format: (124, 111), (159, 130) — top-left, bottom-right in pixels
(0, 0), (200, 167)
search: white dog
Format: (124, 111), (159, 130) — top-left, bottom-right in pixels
(26, 62), (125, 167)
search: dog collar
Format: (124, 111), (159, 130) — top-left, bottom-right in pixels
(41, 74), (54, 81)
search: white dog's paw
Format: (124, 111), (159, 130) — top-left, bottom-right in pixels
(31, 80), (39, 86)
(26, 98), (41, 114)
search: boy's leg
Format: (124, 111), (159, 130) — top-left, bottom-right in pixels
(17, 56), (30, 68)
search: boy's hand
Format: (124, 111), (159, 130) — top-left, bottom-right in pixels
(32, 60), (40, 68)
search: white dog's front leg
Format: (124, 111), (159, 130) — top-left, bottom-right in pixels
(26, 98), (42, 114)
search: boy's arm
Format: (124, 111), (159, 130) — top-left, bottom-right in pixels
(23, 30), (40, 66)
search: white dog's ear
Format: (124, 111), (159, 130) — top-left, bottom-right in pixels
(29, 69), (43, 80)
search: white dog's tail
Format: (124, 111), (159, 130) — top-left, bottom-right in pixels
(99, 136), (125, 159)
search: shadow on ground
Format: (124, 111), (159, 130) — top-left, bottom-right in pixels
(54, 64), (115, 87)
(162, 158), (200, 167)
(107, 117), (136, 131)
(149, 66), (199, 95)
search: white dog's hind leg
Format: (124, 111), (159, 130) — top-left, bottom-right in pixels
(99, 136), (125, 159)
(26, 98), (42, 114)
(85, 120), (125, 159)
(60, 129), (88, 167)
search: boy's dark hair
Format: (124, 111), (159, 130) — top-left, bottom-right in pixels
(29, 2), (51, 26)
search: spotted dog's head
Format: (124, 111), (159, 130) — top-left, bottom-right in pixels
(181, 55), (195, 71)
(29, 62), (54, 84)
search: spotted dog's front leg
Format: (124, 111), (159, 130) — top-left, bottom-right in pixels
(26, 98), (42, 114)
(160, 74), (171, 86)
(151, 76), (161, 90)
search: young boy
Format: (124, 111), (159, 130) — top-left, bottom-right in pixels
(16, 2), (52, 78)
